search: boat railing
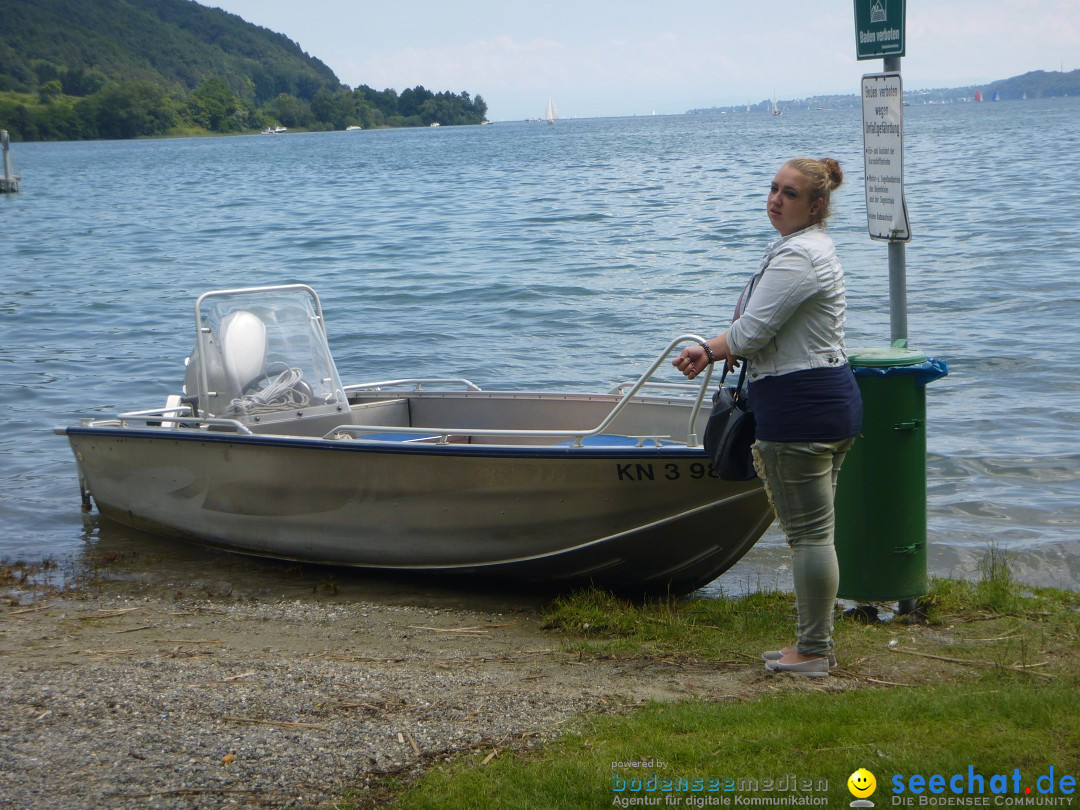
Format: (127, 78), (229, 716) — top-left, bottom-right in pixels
(327, 335), (715, 447)
(607, 381), (704, 395)
(93, 407), (254, 434)
(344, 378), (483, 393)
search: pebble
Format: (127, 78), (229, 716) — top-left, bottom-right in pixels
(0, 589), (736, 808)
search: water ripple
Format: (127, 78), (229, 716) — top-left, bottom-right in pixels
(4, 102), (1080, 588)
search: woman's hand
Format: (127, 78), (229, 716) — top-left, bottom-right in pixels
(673, 343), (709, 379)
(672, 333), (738, 380)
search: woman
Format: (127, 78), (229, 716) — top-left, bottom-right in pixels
(673, 157), (862, 677)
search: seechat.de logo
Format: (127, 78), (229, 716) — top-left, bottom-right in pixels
(850, 768), (879, 807)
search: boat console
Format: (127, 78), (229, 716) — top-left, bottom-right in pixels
(182, 285), (351, 434)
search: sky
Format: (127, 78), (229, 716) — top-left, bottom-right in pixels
(199, 0), (1079, 120)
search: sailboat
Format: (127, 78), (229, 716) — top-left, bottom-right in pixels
(771, 96), (782, 117)
(546, 97), (557, 125)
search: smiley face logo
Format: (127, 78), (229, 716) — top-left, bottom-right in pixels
(848, 768), (877, 799)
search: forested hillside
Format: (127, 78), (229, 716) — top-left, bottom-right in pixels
(0, 0), (487, 140)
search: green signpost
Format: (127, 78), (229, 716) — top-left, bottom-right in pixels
(842, 0), (939, 617)
(854, 0), (906, 60)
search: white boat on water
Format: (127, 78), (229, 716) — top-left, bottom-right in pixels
(546, 97), (557, 125)
(58, 285), (772, 594)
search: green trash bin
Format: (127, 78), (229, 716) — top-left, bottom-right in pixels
(834, 343), (948, 602)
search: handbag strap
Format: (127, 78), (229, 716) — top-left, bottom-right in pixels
(723, 270), (758, 396)
(733, 359), (748, 393)
(714, 359), (748, 398)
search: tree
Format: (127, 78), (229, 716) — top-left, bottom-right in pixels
(295, 74), (324, 101)
(31, 60), (62, 84)
(354, 85), (399, 122)
(34, 99), (82, 139)
(311, 87), (358, 130)
(398, 85), (433, 118)
(267, 92), (311, 128)
(61, 67), (107, 97)
(188, 78), (242, 131)
(38, 79), (62, 104)
(77, 82), (177, 139)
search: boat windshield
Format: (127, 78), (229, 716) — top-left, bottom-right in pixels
(184, 286), (348, 423)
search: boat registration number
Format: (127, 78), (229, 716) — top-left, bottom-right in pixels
(616, 462), (717, 482)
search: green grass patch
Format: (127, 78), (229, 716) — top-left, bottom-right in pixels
(542, 587), (796, 661)
(380, 681), (1077, 808)
(345, 551), (1078, 809)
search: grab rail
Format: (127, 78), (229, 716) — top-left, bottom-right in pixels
(93, 410), (254, 434)
(117, 406), (192, 419)
(325, 335), (715, 446)
(607, 381), (704, 395)
(344, 378), (483, 393)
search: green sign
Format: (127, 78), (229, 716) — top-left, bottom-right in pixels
(854, 0), (906, 60)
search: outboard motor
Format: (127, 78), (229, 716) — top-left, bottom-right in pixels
(182, 286), (349, 430)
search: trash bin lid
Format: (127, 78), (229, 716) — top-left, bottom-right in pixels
(848, 346), (928, 367)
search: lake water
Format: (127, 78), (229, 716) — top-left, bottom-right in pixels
(3, 99), (1078, 598)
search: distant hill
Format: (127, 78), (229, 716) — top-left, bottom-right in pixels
(971, 69), (1080, 102)
(689, 69), (1080, 114)
(0, 0), (487, 140)
(0, 0), (340, 103)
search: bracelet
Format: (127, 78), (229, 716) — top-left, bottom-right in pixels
(698, 341), (716, 365)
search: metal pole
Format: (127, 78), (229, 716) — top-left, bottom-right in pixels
(883, 55), (908, 344)
(1, 130), (11, 184)
(883, 55), (917, 616)
(888, 241), (908, 343)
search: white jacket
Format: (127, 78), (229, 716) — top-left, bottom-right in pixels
(726, 224), (849, 380)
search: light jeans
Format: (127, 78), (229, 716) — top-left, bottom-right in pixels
(752, 437), (856, 657)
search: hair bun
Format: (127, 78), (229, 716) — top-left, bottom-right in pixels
(818, 157), (844, 190)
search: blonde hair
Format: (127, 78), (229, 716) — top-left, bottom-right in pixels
(785, 157), (843, 224)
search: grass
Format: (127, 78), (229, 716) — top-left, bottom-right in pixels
(380, 682), (1077, 809)
(541, 587), (795, 662)
(350, 549), (1079, 809)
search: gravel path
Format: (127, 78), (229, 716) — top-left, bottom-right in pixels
(1, 587), (767, 808)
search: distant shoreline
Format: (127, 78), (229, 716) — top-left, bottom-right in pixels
(688, 68), (1080, 115)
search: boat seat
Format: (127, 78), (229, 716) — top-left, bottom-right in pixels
(360, 432), (445, 443)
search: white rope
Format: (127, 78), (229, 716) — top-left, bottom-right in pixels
(227, 368), (310, 416)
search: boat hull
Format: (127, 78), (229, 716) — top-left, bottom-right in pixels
(66, 427), (772, 594)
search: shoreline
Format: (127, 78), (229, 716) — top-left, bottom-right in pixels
(4, 553), (1077, 808)
(1, 575), (780, 809)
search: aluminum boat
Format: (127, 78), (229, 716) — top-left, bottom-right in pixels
(59, 285), (773, 594)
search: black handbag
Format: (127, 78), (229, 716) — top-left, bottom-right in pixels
(702, 362), (757, 481)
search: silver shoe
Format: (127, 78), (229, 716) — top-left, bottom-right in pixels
(764, 656), (831, 677)
(762, 647), (836, 668)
